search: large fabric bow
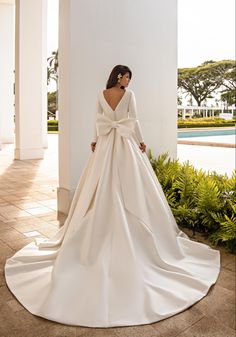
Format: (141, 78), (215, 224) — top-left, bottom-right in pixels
(96, 114), (136, 138)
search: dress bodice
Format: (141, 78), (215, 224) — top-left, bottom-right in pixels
(92, 89), (145, 143)
(98, 89), (132, 120)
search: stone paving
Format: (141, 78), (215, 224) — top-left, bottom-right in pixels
(0, 135), (235, 337)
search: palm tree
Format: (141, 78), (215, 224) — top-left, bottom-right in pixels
(47, 50), (58, 119)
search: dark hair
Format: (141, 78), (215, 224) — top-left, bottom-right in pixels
(106, 65), (132, 89)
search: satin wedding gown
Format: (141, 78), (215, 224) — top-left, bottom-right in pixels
(5, 89), (220, 328)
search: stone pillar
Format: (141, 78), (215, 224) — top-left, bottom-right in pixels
(0, 2), (15, 149)
(58, 0), (177, 214)
(14, 0), (47, 160)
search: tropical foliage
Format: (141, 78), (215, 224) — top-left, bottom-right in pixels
(47, 50), (59, 119)
(48, 91), (57, 119)
(47, 50), (58, 86)
(221, 65), (236, 106)
(178, 60), (235, 106)
(147, 150), (236, 253)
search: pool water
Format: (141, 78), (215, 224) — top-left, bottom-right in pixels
(178, 128), (235, 138)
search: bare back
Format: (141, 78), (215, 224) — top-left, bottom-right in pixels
(103, 88), (126, 112)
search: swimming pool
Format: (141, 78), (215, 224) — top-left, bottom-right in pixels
(178, 128), (235, 138)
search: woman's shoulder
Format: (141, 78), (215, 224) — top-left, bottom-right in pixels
(98, 87), (134, 93)
(128, 89), (135, 96)
(97, 88), (133, 99)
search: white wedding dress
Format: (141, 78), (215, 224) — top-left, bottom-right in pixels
(5, 89), (220, 328)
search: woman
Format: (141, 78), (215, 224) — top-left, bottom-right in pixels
(90, 65), (146, 154)
(4, 64), (220, 328)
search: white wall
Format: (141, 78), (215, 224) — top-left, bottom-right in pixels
(0, 3), (15, 147)
(72, 0), (177, 157)
(58, 0), (177, 213)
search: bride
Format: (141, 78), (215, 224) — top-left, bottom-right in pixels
(4, 64), (220, 328)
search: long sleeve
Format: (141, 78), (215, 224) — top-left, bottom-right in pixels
(128, 90), (145, 143)
(92, 96), (103, 142)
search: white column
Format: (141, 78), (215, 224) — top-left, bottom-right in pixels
(0, 2), (15, 149)
(58, 0), (177, 214)
(14, 0), (47, 160)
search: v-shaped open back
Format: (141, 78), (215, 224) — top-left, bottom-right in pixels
(102, 89), (128, 112)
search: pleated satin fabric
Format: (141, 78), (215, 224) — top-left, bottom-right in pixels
(4, 89), (220, 328)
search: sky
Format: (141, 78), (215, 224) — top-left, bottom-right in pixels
(47, 0), (58, 57)
(177, 0), (235, 68)
(47, 0), (235, 69)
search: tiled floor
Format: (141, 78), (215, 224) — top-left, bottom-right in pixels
(0, 135), (235, 337)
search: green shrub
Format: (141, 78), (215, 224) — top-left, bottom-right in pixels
(48, 126), (58, 131)
(178, 117), (235, 128)
(48, 120), (57, 125)
(147, 150), (236, 253)
(48, 120), (58, 131)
